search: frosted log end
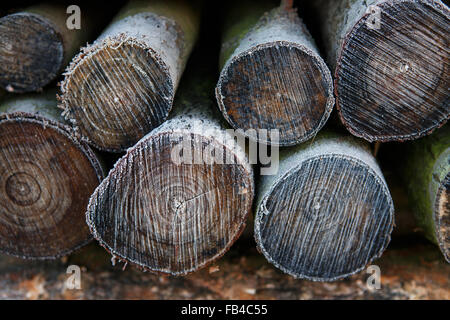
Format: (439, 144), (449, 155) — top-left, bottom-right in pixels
(216, 41), (334, 146)
(336, 0), (449, 142)
(87, 131), (254, 275)
(255, 154), (394, 281)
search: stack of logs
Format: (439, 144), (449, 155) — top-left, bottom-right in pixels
(0, 0), (448, 282)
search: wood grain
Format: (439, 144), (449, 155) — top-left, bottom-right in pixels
(86, 74), (254, 275)
(0, 3), (103, 93)
(312, 0), (449, 142)
(0, 92), (104, 259)
(216, 3), (334, 146)
(254, 132), (394, 281)
(59, 0), (200, 152)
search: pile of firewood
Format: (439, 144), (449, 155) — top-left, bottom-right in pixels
(0, 0), (448, 282)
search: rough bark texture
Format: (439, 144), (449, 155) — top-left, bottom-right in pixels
(216, 2), (334, 146)
(254, 132), (394, 281)
(0, 92), (104, 259)
(402, 126), (450, 262)
(312, 0), (449, 142)
(0, 3), (99, 93)
(86, 72), (254, 276)
(58, 0), (201, 152)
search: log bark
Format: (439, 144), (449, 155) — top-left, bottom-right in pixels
(0, 91), (104, 259)
(0, 3), (102, 93)
(311, 0), (449, 142)
(86, 71), (254, 276)
(402, 126), (450, 262)
(216, 1), (334, 146)
(254, 132), (395, 281)
(58, 0), (201, 152)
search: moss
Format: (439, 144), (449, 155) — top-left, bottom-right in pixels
(403, 125), (450, 244)
(219, 0), (276, 67)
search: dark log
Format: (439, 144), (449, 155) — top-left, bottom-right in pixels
(311, 0), (449, 142)
(402, 125), (450, 262)
(0, 91), (104, 259)
(86, 72), (254, 275)
(378, 163), (418, 239)
(59, 0), (201, 152)
(0, 3), (102, 93)
(254, 132), (394, 281)
(216, 1), (334, 146)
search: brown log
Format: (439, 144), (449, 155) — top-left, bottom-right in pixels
(310, 0), (449, 142)
(254, 131), (394, 281)
(86, 69), (254, 275)
(58, 0), (201, 152)
(216, 1), (334, 146)
(0, 91), (104, 259)
(0, 3), (110, 93)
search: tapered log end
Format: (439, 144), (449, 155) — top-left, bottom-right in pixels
(60, 39), (174, 152)
(216, 42), (334, 146)
(0, 113), (103, 259)
(435, 173), (450, 262)
(336, 1), (449, 142)
(87, 132), (254, 275)
(0, 13), (64, 93)
(255, 156), (394, 281)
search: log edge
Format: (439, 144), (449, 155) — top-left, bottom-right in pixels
(216, 40), (335, 146)
(58, 34), (175, 152)
(254, 154), (394, 281)
(334, 0), (450, 143)
(0, 111), (105, 259)
(86, 130), (254, 275)
(0, 12), (65, 93)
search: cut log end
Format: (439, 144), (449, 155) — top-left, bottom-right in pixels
(336, 0), (449, 142)
(60, 40), (174, 152)
(87, 132), (254, 275)
(435, 173), (450, 262)
(0, 13), (64, 93)
(0, 113), (103, 259)
(217, 42), (333, 146)
(255, 155), (394, 281)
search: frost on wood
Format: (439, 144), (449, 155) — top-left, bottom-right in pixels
(254, 133), (394, 281)
(0, 93), (104, 259)
(0, 3), (101, 93)
(216, 5), (334, 146)
(86, 78), (254, 275)
(313, 0), (449, 142)
(59, 1), (200, 152)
